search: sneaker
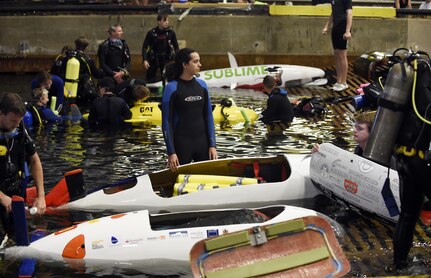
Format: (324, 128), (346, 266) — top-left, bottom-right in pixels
(332, 83), (348, 92)
(330, 82), (341, 90)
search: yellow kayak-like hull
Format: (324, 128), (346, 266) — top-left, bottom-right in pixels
(124, 101), (258, 125)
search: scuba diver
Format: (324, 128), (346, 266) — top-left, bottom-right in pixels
(0, 92), (46, 239)
(31, 71), (65, 111)
(260, 75), (294, 131)
(50, 45), (73, 77)
(97, 24), (131, 85)
(88, 77), (132, 127)
(54, 37), (105, 107)
(27, 88), (62, 127)
(358, 48), (431, 272)
(390, 51), (431, 272)
(142, 14), (179, 84)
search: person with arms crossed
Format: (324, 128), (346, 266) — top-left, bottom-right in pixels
(162, 48), (217, 172)
(142, 14), (179, 83)
(97, 24), (131, 84)
(322, 0), (353, 92)
(0, 92), (46, 239)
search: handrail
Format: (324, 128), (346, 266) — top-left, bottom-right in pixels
(0, 1), (430, 15)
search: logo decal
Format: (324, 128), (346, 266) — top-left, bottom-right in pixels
(344, 179), (358, 194)
(92, 240), (104, 250)
(207, 229), (219, 238)
(185, 96), (202, 102)
(169, 231), (188, 238)
(359, 160), (374, 173)
(111, 236), (118, 244)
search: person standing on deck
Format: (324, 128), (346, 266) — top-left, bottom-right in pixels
(142, 14), (179, 84)
(322, 0), (353, 92)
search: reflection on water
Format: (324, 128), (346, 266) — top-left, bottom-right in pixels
(0, 74), (430, 277)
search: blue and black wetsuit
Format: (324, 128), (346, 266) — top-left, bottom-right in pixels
(261, 88), (294, 125)
(162, 77), (216, 165)
(37, 105), (62, 123)
(31, 74), (65, 110)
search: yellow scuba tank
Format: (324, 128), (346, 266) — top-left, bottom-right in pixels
(363, 60), (415, 166)
(64, 56), (80, 99)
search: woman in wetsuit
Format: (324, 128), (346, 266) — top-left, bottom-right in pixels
(162, 48), (217, 171)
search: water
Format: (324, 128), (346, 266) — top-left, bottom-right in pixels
(1, 74), (431, 277)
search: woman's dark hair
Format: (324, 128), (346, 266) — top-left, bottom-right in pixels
(164, 48), (196, 81)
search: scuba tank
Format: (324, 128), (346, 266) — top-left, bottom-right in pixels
(64, 56), (80, 99)
(363, 59), (414, 166)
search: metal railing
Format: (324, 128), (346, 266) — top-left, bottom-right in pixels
(0, 0), (430, 15)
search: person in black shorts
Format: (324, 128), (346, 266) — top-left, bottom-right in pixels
(322, 0), (353, 92)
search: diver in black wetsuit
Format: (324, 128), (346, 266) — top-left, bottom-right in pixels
(88, 77), (132, 127)
(390, 60), (431, 271)
(162, 48), (217, 172)
(261, 75), (294, 126)
(0, 92), (46, 237)
(142, 14), (179, 84)
(97, 24), (131, 85)
(54, 37), (105, 107)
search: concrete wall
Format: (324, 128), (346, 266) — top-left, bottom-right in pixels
(0, 14), (428, 73)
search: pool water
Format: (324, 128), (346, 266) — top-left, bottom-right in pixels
(0, 74), (430, 277)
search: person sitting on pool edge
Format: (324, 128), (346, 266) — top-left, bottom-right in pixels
(88, 77), (132, 127)
(312, 110), (376, 155)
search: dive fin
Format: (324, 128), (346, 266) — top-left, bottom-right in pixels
(12, 196), (30, 246)
(70, 104), (82, 123)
